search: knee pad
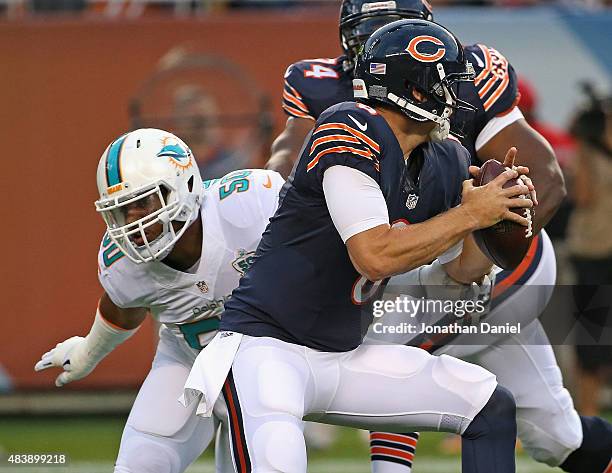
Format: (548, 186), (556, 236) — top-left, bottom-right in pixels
(432, 354), (498, 432)
(512, 361), (582, 467)
(115, 432), (181, 473)
(252, 421), (306, 473)
(233, 342), (308, 420)
(517, 397), (582, 466)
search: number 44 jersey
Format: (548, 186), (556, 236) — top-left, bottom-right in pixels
(97, 169), (284, 350)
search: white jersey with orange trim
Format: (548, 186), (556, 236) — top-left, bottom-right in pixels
(97, 169), (284, 350)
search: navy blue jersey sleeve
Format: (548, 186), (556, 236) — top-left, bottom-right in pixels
(465, 44), (519, 121)
(281, 57), (353, 121)
(302, 105), (382, 188)
(448, 138), (471, 207)
(282, 67), (316, 120)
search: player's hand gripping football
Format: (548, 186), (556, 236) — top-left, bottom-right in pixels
(460, 147), (535, 229)
(34, 336), (99, 387)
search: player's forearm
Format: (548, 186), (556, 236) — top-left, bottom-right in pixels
(35, 304), (142, 386)
(444, 234), (493, 284)
(85, 307), (140, 361)
(265, 148), (295, 180)
(529, 152), (565, 233)
(348, 206), (478, 281)
(99, 292), (147, 330)
(479, 119), (566, 233)
(265, 117), (313, 179)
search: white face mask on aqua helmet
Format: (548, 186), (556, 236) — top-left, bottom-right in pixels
(94, 128), (203, 264)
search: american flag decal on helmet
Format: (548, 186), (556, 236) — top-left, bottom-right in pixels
(370, 63), (386, 75)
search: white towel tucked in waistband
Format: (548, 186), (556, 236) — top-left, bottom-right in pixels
(179, 331), (243, 417)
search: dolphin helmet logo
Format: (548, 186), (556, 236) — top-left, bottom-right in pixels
(157, 136), (193, 170)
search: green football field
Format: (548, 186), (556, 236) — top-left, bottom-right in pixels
(5, 414), (607, 472)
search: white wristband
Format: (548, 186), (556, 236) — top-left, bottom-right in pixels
(84, 309), (139, 363)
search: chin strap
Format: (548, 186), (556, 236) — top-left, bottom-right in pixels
(429, 120), (451, 143)
(387, 93), (452, 142)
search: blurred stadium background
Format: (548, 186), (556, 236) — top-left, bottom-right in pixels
(1, 0), (610, 471)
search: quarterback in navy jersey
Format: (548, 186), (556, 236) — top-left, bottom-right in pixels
(223, 100), (470, 352)
(266, 2), (612, 473)
(183, 20), (536, 473)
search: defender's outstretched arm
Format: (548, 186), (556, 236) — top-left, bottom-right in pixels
(34, 293), (146, 386)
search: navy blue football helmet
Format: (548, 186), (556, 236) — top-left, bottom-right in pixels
(354, 19), (475, 139)
(340, 0), (434, 63)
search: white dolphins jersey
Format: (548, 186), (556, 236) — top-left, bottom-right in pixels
(97, 169), (285, 350)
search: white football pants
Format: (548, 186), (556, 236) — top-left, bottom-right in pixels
(220, 334), (498, 473)
(114, 326), (232, 473)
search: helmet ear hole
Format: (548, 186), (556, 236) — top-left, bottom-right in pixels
(412, 89), (427, 104)
(405, 81), (425, 103)
(159, 185), (170, 206)
(187, 175), (194, 193)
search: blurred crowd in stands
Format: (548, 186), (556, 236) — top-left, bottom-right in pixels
(519, 79), (612, 416)
(563, 85), (612, 417)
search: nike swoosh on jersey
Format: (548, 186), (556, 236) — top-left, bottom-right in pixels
(348, 114), (368, 132)
(472, 52), (485, 68)
(263, 175), (272, 188)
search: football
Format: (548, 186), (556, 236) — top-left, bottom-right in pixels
(473, 159), (534, 270)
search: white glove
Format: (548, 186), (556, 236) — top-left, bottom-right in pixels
(35, 336), (96, 387)
(34, 310), (138, 387)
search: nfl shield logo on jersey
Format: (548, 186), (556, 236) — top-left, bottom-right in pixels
(406, 193), (419, 210)
(196, 281), (209, 294)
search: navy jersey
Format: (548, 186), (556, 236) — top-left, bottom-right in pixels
(281, 45), (518, 166)
(221, 102), (470, 352)
(454, 44), (520, 160)
(282, 56), (354, 121)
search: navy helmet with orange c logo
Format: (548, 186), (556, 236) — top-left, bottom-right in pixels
(340, 0), (433, 64)
(353, 19), (475, 140)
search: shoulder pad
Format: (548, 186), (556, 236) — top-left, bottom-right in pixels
(306, 103), (383, 177)
(465, 44), (519, 117)
(97, 234), (147, 308)
(204, 169), (284, 229)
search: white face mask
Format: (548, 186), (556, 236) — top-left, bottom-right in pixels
(429, 118), (451, 143)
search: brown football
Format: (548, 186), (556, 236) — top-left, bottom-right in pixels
(472, 159), (534, 270)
